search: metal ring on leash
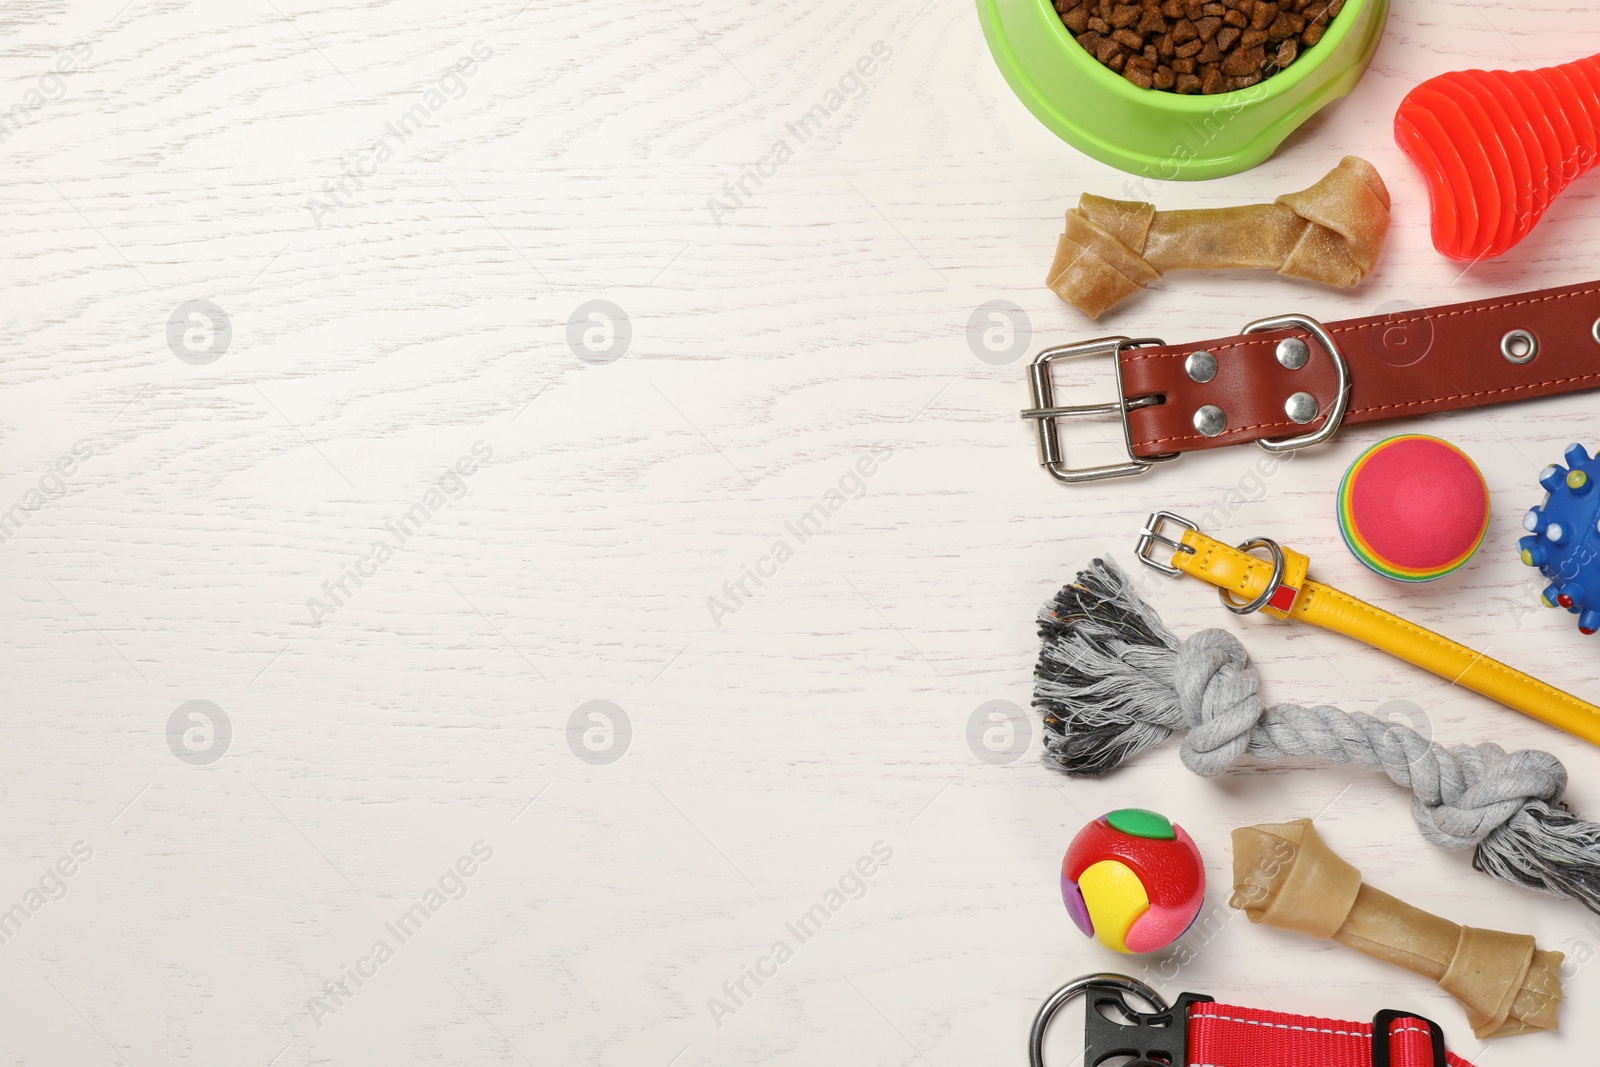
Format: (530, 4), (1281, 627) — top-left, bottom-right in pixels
(1218, 537), (1286, 615)
(1029, 972), (1168, 1067)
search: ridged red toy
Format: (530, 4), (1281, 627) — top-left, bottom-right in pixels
(1394, 54), (1600, 261)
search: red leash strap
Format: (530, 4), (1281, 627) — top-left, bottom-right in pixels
(1028, 974), (1477, 1067)
(1189, 1002), (1474, 1067)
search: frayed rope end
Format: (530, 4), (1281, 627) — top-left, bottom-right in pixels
(1033, 558), (1186, 778)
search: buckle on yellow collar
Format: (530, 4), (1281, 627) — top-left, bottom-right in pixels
(1136, 513), (1303, 618)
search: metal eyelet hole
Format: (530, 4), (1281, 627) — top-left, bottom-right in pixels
(1185, 350), (1218, 383)
(1501, 329), (1538, 364)
(1193, 405), (1226, 437)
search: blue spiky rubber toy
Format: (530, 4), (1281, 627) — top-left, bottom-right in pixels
(1520, 443), (1600, 635)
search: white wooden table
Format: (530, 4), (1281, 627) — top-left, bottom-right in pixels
(2, 0), (1597, 1063)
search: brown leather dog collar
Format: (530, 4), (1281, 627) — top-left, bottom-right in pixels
(1021, 279), (1600, 483)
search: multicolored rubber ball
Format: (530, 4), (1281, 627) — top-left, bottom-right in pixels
(1336, 434), (1489, 582)
(1061, 808), (1205, 954)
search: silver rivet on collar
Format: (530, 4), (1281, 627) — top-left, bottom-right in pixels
(1501, 329), (1538, 364)
(1591, 317), (1600, 346)
(1185, 350), (1218, 383)
(1276, 336), (1310, 370)
(1285, 391), (1319, 424)
(1193, 405), (1226, 437)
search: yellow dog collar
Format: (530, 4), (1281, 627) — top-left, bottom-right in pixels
(1136, 512), (1600, 747)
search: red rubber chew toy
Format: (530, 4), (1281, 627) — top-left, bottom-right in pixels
(1394, 54), (1600, 261)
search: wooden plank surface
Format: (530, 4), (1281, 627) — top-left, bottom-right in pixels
(2, 0), (1598, 1063)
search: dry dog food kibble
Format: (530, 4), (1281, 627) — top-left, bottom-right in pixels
(1056, 0), (1345, 94)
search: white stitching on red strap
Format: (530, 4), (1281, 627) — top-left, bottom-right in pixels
(1200, 1012), (1366, 1037)
(1198, 1012), (1435, 1041)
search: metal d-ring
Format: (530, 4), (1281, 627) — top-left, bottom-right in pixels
(1242, 313), (1349, 454)
(1030, 973), (1168, 1067)
(1219, 537), (1285, 615)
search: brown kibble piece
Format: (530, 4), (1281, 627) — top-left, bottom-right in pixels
(1063, 6), (1090, 31)
(1229, 71), (1262, 89)
(1175, 38), (1203, 57)
(1158, 35), (1175, 56)
(1268, 11), (1302, 37)
(1112, 27), (1144, 48)
(1171, 17), (1197, 41)
(1139, 8), (1168, 34)
(1202, 2), (1225, 13)
(1195, 15), (1222, 38)
(1240, 27), (1269, 48)
(1176, 72), (1202, 93)
(1087, 15), (1109, 31)
(1274, 38), (1297, 66)
(1172, 55), (1196, 71)
(1251, 1), (1278, 29)
(1107, 51), (1126, 71)
(1223, 8), (1248, 26)
(1214, 26), (1241, 50)
(1221, 42), (1265, 74)
(1154, 65), (1176, 88)
(1302, 19), (1325, 44)
(1201, 65), (1225, 93)
(1111, 4), (1142, 28)
(1196, 40), (1221, 62)
(1125, 65), (1154, 88)
(1162, 0), (1185, 15)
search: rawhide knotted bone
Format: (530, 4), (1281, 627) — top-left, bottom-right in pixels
(1231, 818), (1563, 1039)
(1045, 155), (1391, 319)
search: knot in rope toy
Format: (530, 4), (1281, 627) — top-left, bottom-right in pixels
(1035, 558), (1600, 913)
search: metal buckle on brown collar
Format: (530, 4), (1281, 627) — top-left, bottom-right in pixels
(1020, 315), (1352, 484)
(1018, 336), (1173, 484)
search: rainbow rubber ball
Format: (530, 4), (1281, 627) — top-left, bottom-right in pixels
(1061, 808), (1205, 955)
(1336, 434), (1490, 583)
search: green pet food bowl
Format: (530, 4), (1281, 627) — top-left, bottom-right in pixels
(977, 0), (1389, 179)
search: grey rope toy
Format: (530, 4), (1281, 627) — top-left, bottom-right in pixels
(1035, 557), (1600, 914)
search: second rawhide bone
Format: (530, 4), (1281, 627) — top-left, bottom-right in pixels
(1045, 156), (1390, 318)
(1231, 819), (1562, 1038)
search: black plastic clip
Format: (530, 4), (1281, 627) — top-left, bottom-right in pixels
(1371, 1009), (1447, 1067)
(1084, 979), (1213, 1067)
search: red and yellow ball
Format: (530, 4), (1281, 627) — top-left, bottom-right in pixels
(1061, 808), (1205, 954)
